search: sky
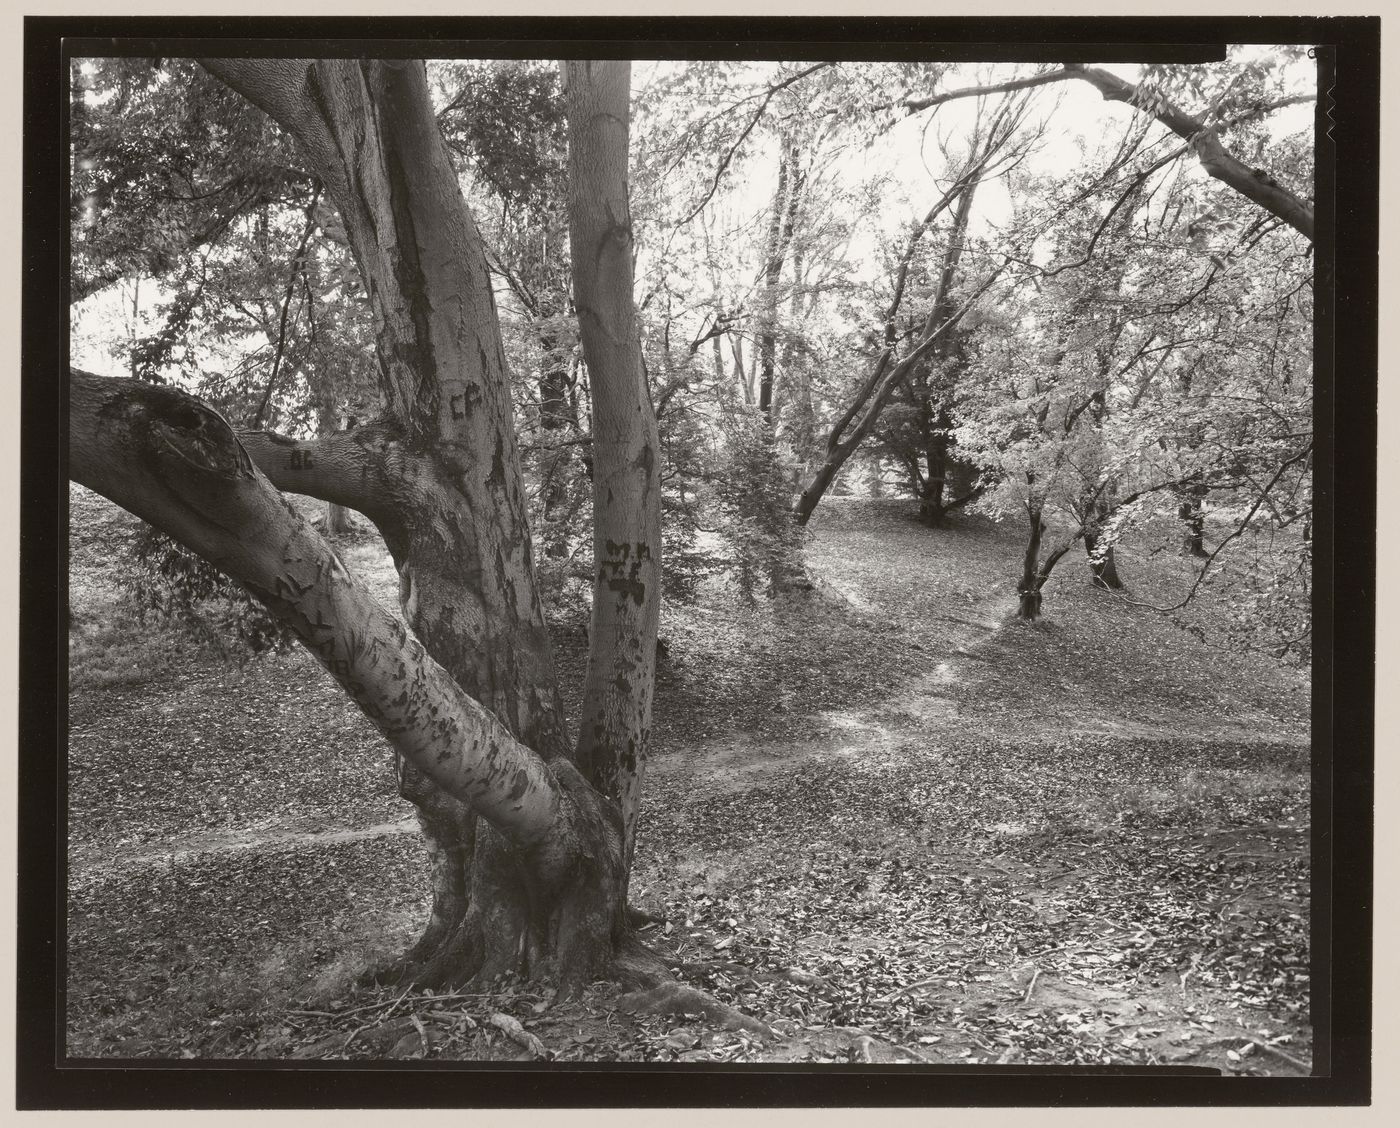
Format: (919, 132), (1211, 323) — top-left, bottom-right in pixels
(70, 52), (1317, 385)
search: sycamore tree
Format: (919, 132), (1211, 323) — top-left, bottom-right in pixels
(71, 57), (677, 997)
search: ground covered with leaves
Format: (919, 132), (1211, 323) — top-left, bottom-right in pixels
(66, 491), (1311, 1073)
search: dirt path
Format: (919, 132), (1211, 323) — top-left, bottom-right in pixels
(69, 818), (420, 886)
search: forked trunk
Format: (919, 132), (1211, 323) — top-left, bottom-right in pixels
(197, 57), (620, 987)
(70, 372), (626, 991)
(1017, 503), (1045, 620)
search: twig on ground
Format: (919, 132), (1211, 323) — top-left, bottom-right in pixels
(1023, 968), (1041, 1004)
(1256, 1041), (1311, 1072)
(874, 976), (945, 1003)
(410, 1013), (430, 1055)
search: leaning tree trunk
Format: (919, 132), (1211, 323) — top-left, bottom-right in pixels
(198, 57), (606, 987)
(70, 371), (625, 992)
(796, 173), (984, 527)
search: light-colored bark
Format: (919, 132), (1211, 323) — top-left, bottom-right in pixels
(237, 424), (408, 519)
(70, 370), (568, 851)
(563, 60), (662, 873)
(200, 59), (565, 755)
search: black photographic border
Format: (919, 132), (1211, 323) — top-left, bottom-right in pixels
(19, 13), (1377, 1109)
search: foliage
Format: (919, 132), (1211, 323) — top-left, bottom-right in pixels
(121, 526), (298, 660)
(712, 410), (807, 600)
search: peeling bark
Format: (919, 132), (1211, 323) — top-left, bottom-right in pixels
(196, 59), (609, 984)
(563, 60), (662, 878)
(73, 369), (628, 988)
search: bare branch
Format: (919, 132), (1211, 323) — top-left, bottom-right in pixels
(678, 63), (834, 225)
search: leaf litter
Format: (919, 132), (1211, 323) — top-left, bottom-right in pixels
(67, 495), (1311, 1072)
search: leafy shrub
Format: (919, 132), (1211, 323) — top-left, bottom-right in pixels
(122, 525), (296, 659)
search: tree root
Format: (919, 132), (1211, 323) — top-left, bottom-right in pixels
(670, 958), (833, 993)
(615, 983), (775, 1040)
(625, 903), (668, 928)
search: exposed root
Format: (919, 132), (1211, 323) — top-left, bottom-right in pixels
(625, 903), (668, 928)
(671, 958), (834, 993)
(616, 983), (775, 1040)
(488, 1012), (549, 1059)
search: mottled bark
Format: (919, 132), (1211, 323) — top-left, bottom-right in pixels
(197, 58), (603, 985)
(74, 370), (626, 989)
(564, 60), (662, 877)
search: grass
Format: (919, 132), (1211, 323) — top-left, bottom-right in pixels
(64, 490), (1311, 1071)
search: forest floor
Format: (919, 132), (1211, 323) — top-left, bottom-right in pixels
(65, 490), (1312, 1074)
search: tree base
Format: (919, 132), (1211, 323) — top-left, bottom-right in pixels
(367, 758), (628, 998)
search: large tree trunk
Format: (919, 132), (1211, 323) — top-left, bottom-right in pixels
(71, 371), (625, 991)
(196, 58), (595, 986)
(563, 59), (662, 881)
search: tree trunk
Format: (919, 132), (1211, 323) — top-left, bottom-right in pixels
(1179, 485), (1208, 557)
(918, 405), (953, 526)
(1017, 503), (1045, 620)
(198, 58), (614, 987)
(71, 371), (625, 992)
(1083, 526), (1124, 590)
(797, 173), (983, 526)
(1016, 496), (1080, 620)
(563, 59), (662, 881)
(536, 330), (580, 559)
(317, 403), (354, 534)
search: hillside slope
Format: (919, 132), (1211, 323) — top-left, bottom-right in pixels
(65, 489), (1311, 1071)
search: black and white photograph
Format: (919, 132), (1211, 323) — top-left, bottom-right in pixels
(17, 12), (1377, 1109)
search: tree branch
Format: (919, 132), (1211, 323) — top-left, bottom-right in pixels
(1064, 64), (1314, 240)
(678, 63), (833, 226)
(69, 369), (568, 850)
(236, 420), (413, 521)
(248, 186), (323, 429)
